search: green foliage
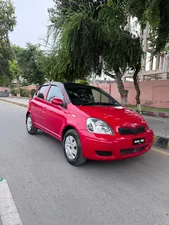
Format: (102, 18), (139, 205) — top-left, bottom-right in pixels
(0, 0), (16, 36)
(46, 0), (145, 106)
(21, 80), (29, 86)
(47, 0), (142, 82)
(76, 79), (89, 85)
(12, 45), (25, 71)
(40, 54), (59, 81)
(11, 89), (19, 96)
(14, 43), (46, 85)
(47, 1), (106, 81)
(0, 74), (10, 86)
(0, 40), (12, 76)
(126, 0), (169, 53)
(19, 88), (29, 97)
(30, 89), (36, 98)
(9, 83), (16, 89)
(0, 0), (16, 83)
(9, 59), (21, 80)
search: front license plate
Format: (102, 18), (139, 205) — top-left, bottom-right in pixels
(133, 138), (145, 145)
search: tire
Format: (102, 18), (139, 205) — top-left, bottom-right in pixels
(26, 114), (38, 135)
(63, 129), (86, 166)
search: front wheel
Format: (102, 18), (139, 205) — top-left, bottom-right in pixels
(63, 129), (86, 166)
(26, 114), (38, 135)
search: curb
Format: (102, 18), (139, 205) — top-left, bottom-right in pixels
(142, 111), (169, 118)
(0, 98), (28, 108)
(134, 110), (169, 118)
(153, 136), (169, 149)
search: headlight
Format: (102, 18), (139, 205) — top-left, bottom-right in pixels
(86, 118), (114, 135)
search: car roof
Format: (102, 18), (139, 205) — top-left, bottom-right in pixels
(43, 82), (92, 88)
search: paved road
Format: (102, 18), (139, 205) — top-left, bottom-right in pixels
(1, 101), (169, 225)
(144, 116), (169, 139)
(3, 97), (30, 104)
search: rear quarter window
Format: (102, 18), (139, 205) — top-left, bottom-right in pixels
(36, 85), (49, 99)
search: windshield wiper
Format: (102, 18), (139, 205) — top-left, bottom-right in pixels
(93, 102), (120, 106)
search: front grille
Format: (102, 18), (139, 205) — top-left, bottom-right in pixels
(118, 126), (146, 135)
(96, 151), (112, 157)
(120, 146), (146, 155)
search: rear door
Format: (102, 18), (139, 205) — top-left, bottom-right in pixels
(44, 85), (67, 139)
(31, 85), (49, 127)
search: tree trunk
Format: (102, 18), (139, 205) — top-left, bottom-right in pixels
(115, 71), (128, 106)
(133, 65), (142, 112)
(104, 69), (128, 105)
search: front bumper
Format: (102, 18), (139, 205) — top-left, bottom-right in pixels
(80, 129), (154, 160)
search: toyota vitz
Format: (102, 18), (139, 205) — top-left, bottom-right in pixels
(26, 82), (154, 166)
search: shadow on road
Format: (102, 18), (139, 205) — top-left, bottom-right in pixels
(33, 130), (148, 170)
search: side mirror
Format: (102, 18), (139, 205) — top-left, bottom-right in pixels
(37, 93), (44, 99)
(51, 98), (63, 106)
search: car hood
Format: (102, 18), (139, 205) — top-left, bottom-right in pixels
(76, 105), (147, 128)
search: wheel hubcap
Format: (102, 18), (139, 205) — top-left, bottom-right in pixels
(27, 116), (32, 131)
(65, 136), (77, 160)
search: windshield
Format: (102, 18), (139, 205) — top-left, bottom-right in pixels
(65, 84), (121, 106)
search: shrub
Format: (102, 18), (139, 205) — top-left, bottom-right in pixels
(19, 88), (29, 97)
(30, 89), (36, 98)
(11, 89), (19, 96)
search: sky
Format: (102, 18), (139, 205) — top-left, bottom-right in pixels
(9, 0), (54, 47)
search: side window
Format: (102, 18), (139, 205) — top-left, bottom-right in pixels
(92, 89), (110, 103)
(36, 85), (49, 99)
(47, 85), (64, 102)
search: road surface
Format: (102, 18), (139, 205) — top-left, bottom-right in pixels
(144, 116), (169, 139)
(0, 101), (169, 225)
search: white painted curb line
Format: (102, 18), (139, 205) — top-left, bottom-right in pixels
(0, 179), (23, 225)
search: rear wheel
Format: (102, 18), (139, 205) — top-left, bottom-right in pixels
(63, 129), (86, 166)
(26, 114), (38, 135)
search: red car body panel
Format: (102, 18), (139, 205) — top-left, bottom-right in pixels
(79, 129), (153, 160)
(27, 82), (154, 161)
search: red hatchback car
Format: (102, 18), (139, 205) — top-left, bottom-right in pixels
(26, 82), (154, 166)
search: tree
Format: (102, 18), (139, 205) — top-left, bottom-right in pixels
(47, 0), (143, 105)
(0, 40), (11, 79)
(100, 1), (143, 105)
(102, 31), (142, 105)
(126, 0), (169, 54)
(9, 59), (22, 88)
(125, 0), (169, 110)
(11, 44), (49, 86)
(48, 0), (169, 107)
(17, 43), (46, 85)
(12, 45), (25, 67)
(0, 0), (16, 48)
(0, 0), (16, 85)
(8, 45), (26, 88)
(47, 0), (107, 83)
